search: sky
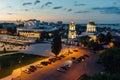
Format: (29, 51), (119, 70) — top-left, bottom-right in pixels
(0, 0), (120, 23)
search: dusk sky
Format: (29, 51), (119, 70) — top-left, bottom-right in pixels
(0, 0), (120, 23)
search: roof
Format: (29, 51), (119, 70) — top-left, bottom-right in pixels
(89, 20), (95, 25)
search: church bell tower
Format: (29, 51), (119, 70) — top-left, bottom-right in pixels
(68, 22), (76, 39)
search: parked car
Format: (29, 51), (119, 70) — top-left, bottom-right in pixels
(41, 61), (49, 66)
(76, 57), (82, 63)
(80, 56), (85, 61)
(28, 68), (35, 72)
(71, 57), (76, 60)
(59, 55), (65, 58)
(57, 67), (66, 72)
(55, 57), (62, 60)
(29, 65), (37, 70)
(23, 69), (31, 74)
(49, 58), (56, 63)
(35, 64), (43, 68)
(73, 49), (78, 52)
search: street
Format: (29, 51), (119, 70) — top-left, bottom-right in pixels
(21, 48), (104, 80)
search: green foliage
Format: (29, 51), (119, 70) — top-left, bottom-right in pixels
(0, 53), (45, 78)
(51, 30), (62, 56)
(92, 73), (120, 80)
(97, 33), (105, 44)
(0, 50), (18, 54)
(77, 74), (91, 80)
(100, 48), (120, 73)
(78, 36), (90, 46)
(105, 32), (112, 43)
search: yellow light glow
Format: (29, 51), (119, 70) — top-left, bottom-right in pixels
(109, 42), (114, 48)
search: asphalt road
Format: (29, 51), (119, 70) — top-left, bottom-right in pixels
(21, 48), (104, 80)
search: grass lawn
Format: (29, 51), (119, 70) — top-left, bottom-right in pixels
(0, 53), (46, 79)
(0, 51), (18, 54)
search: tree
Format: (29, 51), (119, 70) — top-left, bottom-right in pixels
(100, 48), (120, 73)
(77, 74), (91, 80)
(97, 33), (105, 44)
(105, 32), (112, 43)
(51, 30), (62, 56)
(3, 47), (6, 53)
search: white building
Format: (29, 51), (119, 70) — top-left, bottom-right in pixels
(86, 19), (96, 33)
(86, 20), (96, 37)
(24, 19), (40, 28)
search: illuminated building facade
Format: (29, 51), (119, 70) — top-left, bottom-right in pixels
(68, 22), (76, 39)
(86, 20), (96, 33)
(17, 25), (57, 38)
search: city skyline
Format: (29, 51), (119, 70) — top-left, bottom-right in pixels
(0, 0), (120, 23)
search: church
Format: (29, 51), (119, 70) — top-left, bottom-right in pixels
(81, 19), (97, 37)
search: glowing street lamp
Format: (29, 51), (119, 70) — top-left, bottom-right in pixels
(93, 36), (97, 42)
(109, 42), (114, 48)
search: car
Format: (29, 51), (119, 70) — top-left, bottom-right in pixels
(28, 68), (35, 72)
(29, 65), (37, 70)
(23, 69), (31, 74)
(64, 64), (71, 68)
(55, 57), (62, 60)
(80, 56), (85, 61)
(76, 58), (82, 62)
(61, 65), (70, 70)
(71, 57), (76, 60)
(41, 61), (49, 66)
(57, 67), (66, 72)
(73, 49), (78, 52)
(49, 58), (56, 63)
(59, 55), (65, 58)
(35, 64), (43, 68)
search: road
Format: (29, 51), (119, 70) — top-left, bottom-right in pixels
(21, 48), (104, 80)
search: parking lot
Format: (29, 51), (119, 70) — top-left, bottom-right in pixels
(13, 48), (104, 80)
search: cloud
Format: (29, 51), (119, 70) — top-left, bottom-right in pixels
(34, 0), (40, 5)
(63, 8), (67, 11)
(68, 9), (72, 12)
(53, 6), (63, 9)
(74, 1), (78, 4)
(24, 9), (29, 11)
(23, 2), (32, 6)
(7, 13), (15, 15)
(40, 2), (52, 8)
(75, 11), (89, 13)
(92, 7), (120, 15)
(74, 4), (86, 6)
(8, 6), (12, 8)
(45, 2), (52, 6)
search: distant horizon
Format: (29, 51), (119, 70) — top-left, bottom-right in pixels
(0, 19), (120, 24)
(0, 0), (120, 24)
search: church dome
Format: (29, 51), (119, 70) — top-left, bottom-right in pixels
(89, 21), (95, 25)
(86, 19), (96, 33)
(89, 19), (95, 25)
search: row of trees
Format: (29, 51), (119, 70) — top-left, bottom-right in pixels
(78, 32), (112, 51)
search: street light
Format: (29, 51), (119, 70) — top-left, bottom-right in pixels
(93, 35), (97, 42)
(109, 42), (114, 48)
